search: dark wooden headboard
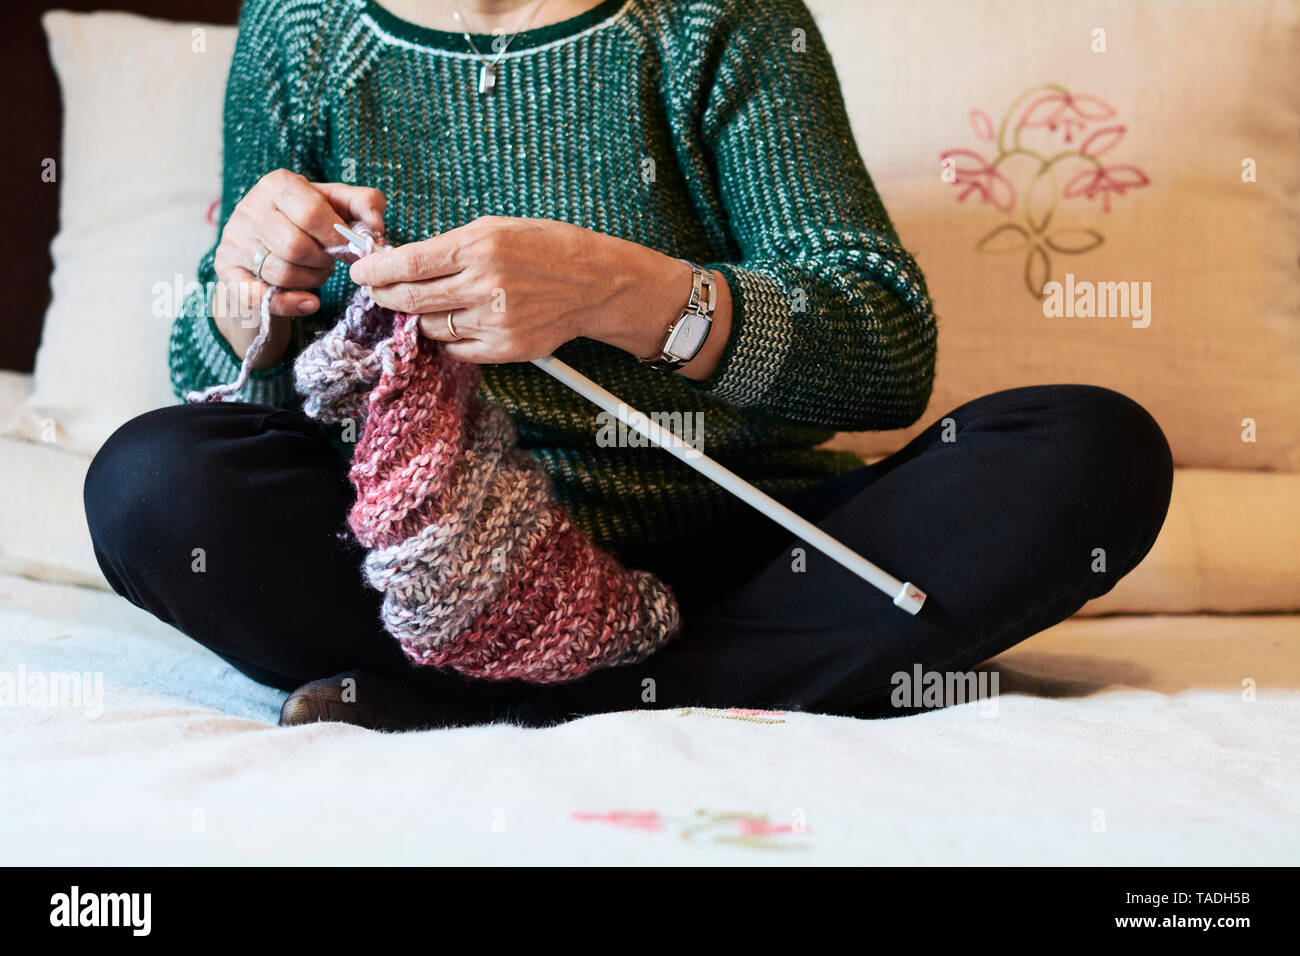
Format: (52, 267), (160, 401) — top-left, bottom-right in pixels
(3, 1), (244, 372)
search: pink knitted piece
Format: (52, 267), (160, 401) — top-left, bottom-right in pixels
(208, 227), (685, 684)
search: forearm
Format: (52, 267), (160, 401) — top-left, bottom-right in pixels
(584, 234), (733, 382)
(580, 231), (935, 431)
(168, 277), (299, 407)
(213, 291), (294, 370)
(697, 251), (936, 430)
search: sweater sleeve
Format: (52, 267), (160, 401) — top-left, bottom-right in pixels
(168, 0), (325, 407)
(684, 0), (937, 431)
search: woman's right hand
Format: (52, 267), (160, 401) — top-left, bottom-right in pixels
(212, 169), (386, 367)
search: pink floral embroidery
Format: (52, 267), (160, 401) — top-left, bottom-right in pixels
(1077, 125), (1126, 158)
(941, 150), (1016, 214)
(574, 809), (809, 850)
(941, 83), (1151, 297)
(1062, 164), (1151, 212)
(969, 108), (996, 142)
(572, 811), (664, 831)
(1016, 91), (1116, 144)
(735, 818), (799, 837)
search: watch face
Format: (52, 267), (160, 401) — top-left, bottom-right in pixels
(665, 314), (710, 360)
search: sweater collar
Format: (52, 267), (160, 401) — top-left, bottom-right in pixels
(357, 0), (630, 54)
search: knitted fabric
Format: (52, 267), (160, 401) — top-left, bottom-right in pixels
(168, 0), (938, 555)
(196, 231), (680, 683)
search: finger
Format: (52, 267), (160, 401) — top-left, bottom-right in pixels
(417, 308), (481, 342)
(232, 235), (333, 288)
(216, 241), (325, 307)
(260, 207), (337, 270)
(350, 234), (460, 288)
(311, 182), (387, 234)
(440, 338), (504, 364)
(216, 267), (320, 323)
(270, 178), (353, 250)
(367, 277), (470, 317)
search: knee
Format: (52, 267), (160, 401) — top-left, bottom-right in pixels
(1039, 385), (1173, 562)
(1046, 385), (1172, 486)
(86, 401), (343, 562)
(84, 405), (211, 556)
(85, 403), (291, 549)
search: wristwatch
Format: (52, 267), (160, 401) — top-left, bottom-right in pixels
(639, 260), (718, 371)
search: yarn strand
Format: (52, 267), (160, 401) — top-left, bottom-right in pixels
(184, 287), (274, 403)
(185, 237), (363, 404)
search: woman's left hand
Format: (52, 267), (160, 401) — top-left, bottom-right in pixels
(348, 215), (693, 365)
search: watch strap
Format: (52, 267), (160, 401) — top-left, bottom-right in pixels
(640, 260), (717, 370)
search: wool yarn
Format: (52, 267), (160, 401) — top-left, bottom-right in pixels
(191, 228), (681, 683)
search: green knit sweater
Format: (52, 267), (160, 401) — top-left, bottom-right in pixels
(169, 0), (937, 552)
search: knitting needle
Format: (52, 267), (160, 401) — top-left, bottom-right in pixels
(334, 222), (378, 253)
(335, 223), (925, 614)
(531, 355), (927, 615)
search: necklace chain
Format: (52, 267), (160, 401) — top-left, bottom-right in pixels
(447, 0), (552, 92)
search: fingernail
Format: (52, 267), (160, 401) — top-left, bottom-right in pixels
(297, 300), (317, 314)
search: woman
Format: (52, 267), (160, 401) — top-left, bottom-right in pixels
(84, 0), (1172, 729)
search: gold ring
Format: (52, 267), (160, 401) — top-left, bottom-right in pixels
(447, 311), (461, 339)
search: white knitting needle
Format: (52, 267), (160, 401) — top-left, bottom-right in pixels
(335, 223), (378, 252)
(335, 225), (925, 614)
(532, 355), (927, 615)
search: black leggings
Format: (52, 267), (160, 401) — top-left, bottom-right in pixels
(84, 384), (1172, 726)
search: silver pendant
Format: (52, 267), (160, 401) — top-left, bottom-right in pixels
(478, 64), (497, 94)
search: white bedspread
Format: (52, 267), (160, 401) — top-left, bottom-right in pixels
(1, 572), (1296, 865)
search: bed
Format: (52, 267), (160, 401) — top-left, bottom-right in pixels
(2, 561), (1295, 864)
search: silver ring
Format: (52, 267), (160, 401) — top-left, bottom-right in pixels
(447, 311), (461, 339)
(251, 245), (271, 280)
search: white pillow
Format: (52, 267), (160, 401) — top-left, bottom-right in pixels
(0, 436), (106, 589)
(4, 12), (233, 457)
(808, 0), (1300, 471)
(0, 370), (32, 421)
